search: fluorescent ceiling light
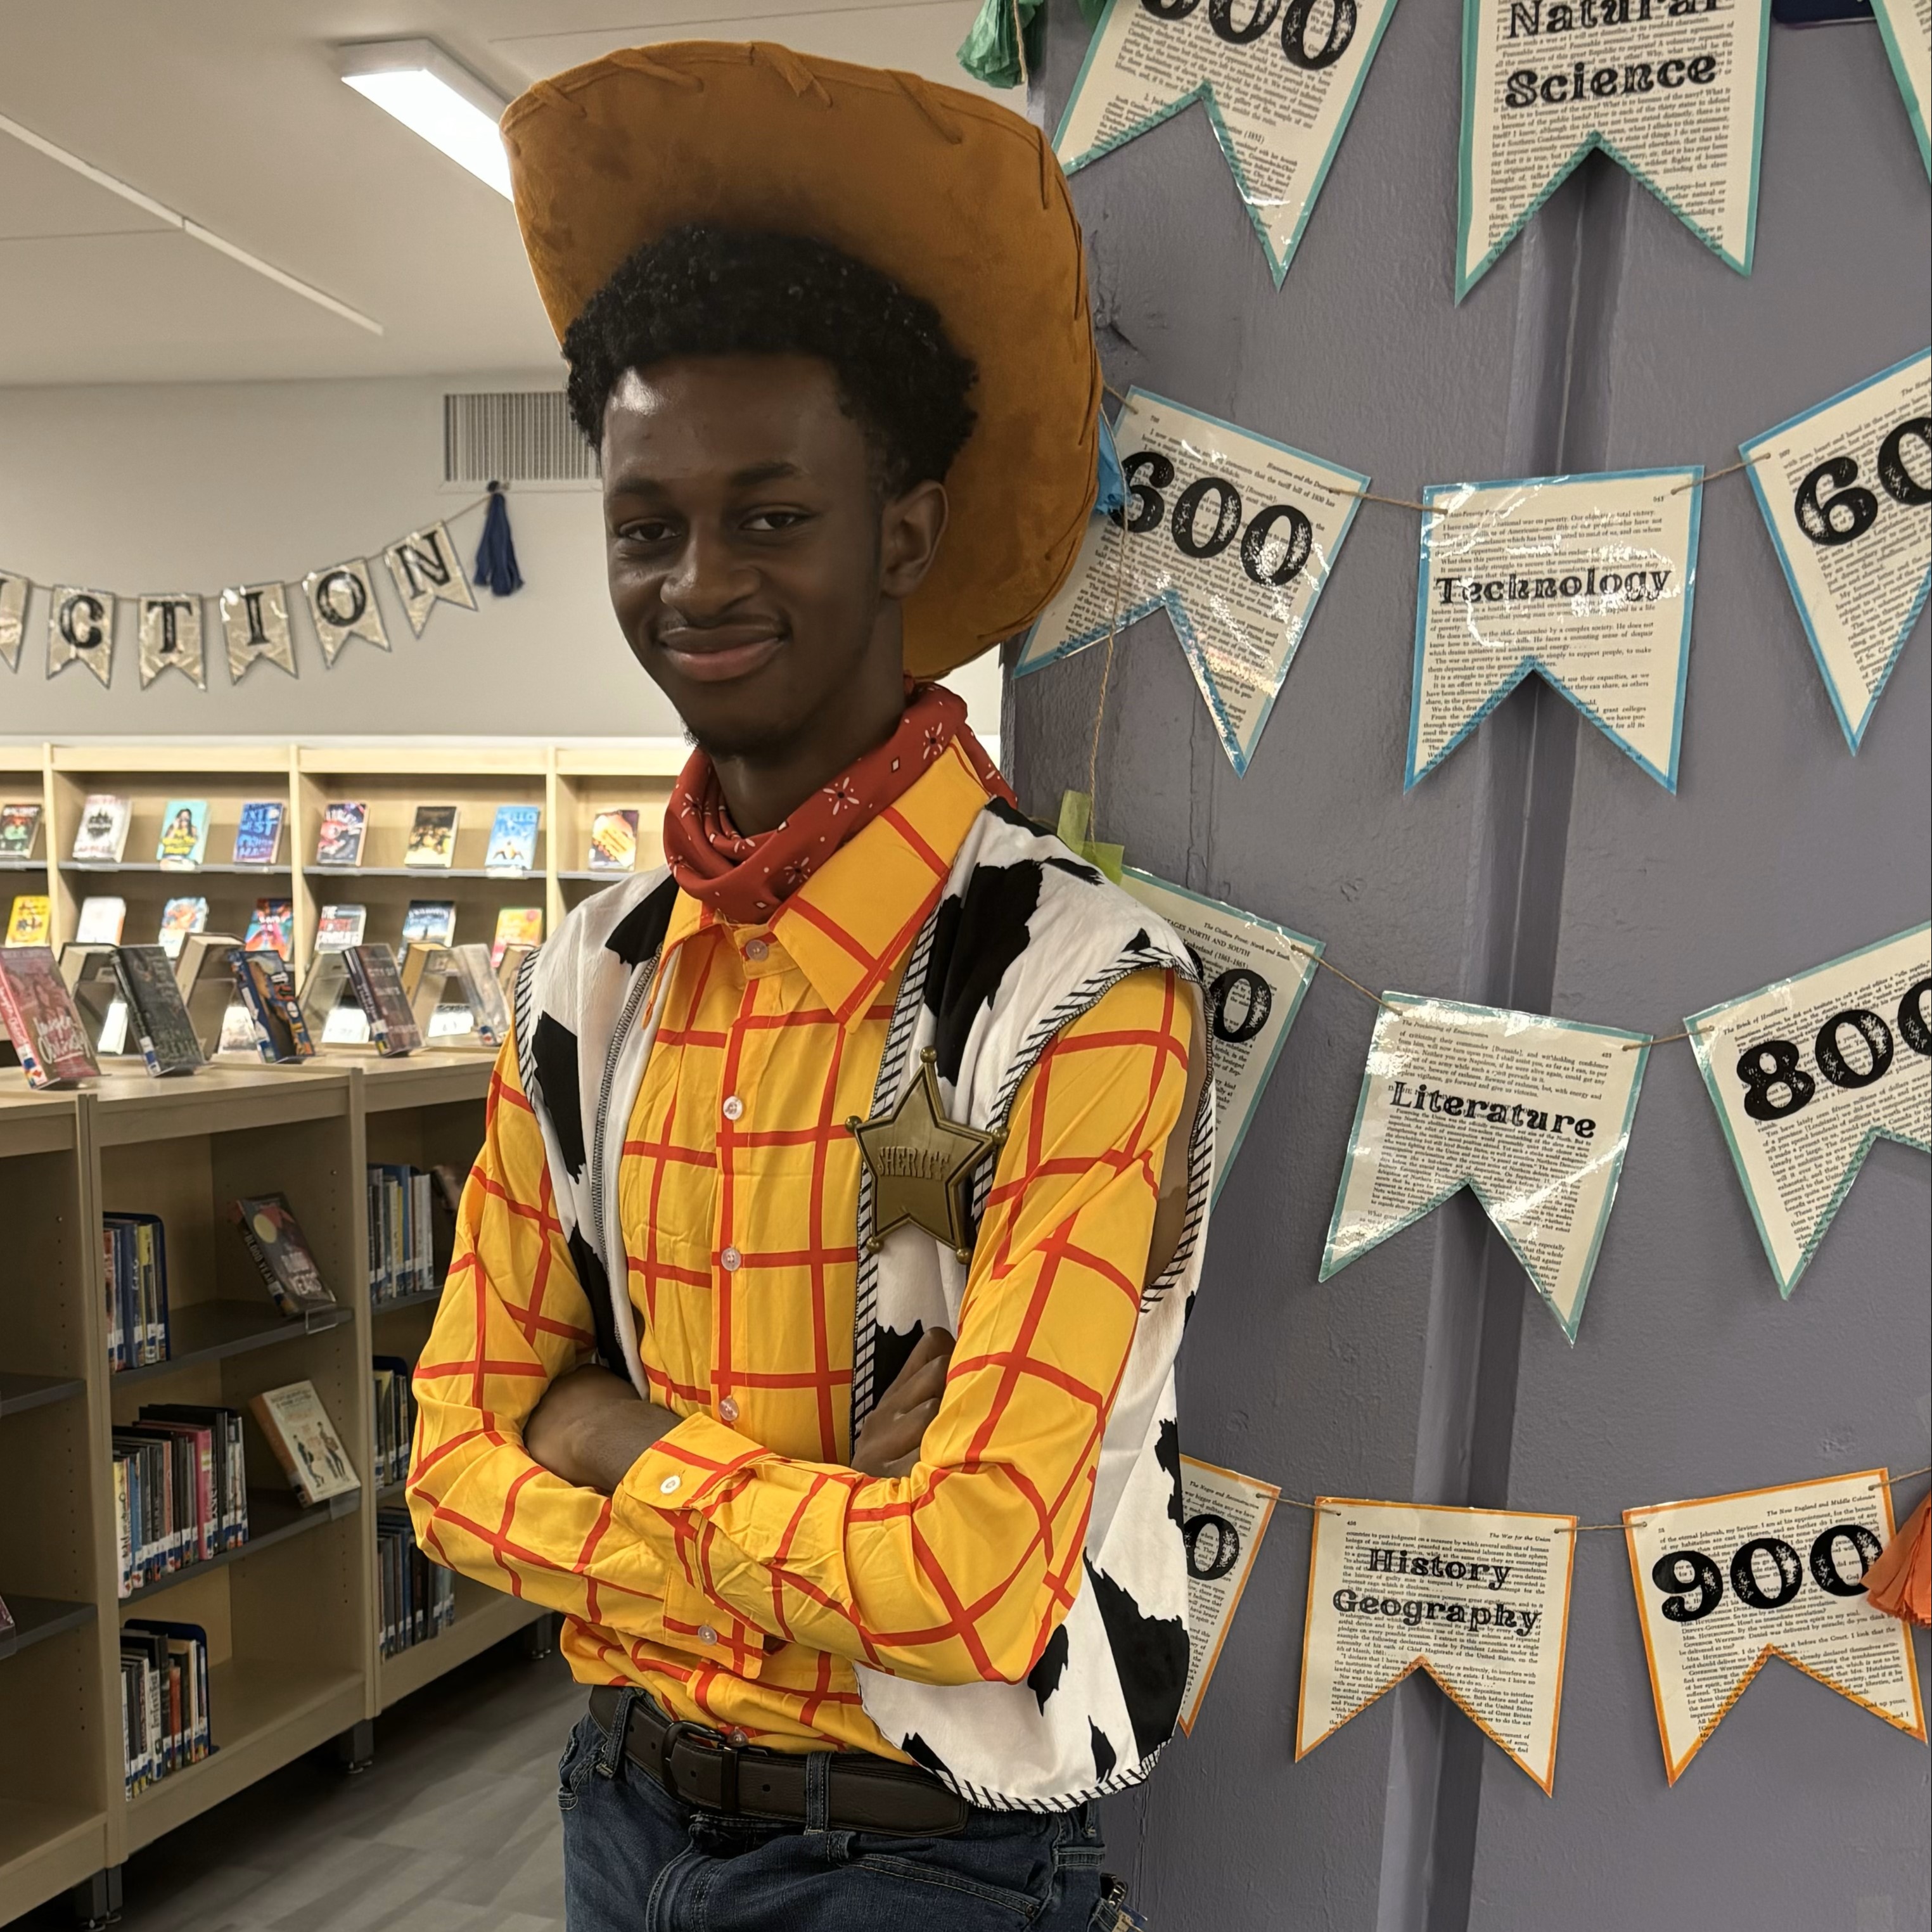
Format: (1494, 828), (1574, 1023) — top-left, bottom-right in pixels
(338, 39), (511, 198)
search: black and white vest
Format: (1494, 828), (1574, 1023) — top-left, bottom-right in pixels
(513, 797), (1213, 1810)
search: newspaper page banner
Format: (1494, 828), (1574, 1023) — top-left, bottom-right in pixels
(1741, 349), (1931, 752)
(1871, 0), (1931, 174)
(303, 558), (390, 667)
(0, 571), (25, 673)
(1625, 1470), (1926, 1784)
(220, 583), (299, 682)
(46, 586), (115, 686)
(1409, 468), (1701, 791)
(1177, 1455), (1281, 1734)
(1686, 924), (1930, 1297)
(137, 594), (207, 691)
(1455, 0), (1771, 299)
(383, 521), (477, 637)
(1297, 1499), (1577, 1791)
(1321, 995), (1650, 1340)
(1120, 869), (1322, 1202)
(1052, 0), (1399, 285)
(1019, 390), (1366, 774)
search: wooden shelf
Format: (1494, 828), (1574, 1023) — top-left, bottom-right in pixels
(63, 860), (293, 876)
(120, 1490), (360, 1604)
(0, 1371), (86, 1417)
(0, 1595), (96, 1661)
(378, 1590), (544, 1712)
(113, 1299), (352, 1386)
(0, 1798), (109, 1926)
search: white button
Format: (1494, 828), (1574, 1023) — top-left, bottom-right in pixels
(720, 1247), (742, 1272)
(745, 938), (769, 962)
(718, 1396), (741, 1424)
(722, 1095), (745, 1122)
(658, 1475), (681, 1495)
(698, 1625), (719, 1646)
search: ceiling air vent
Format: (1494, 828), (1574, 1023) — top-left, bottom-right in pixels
(443, 390), (599, 486)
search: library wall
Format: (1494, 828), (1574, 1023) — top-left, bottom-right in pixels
(1012, 8), (1931, 1932)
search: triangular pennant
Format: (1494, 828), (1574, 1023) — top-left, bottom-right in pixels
(1296, 1499), (1578, 1792)
(1741, 350), (1930, 752)
(1177, 1455), (1280, 1734)
(0, 571), (25, 672)
(1455, 0), (1770, 300)
(219, 583), (298, 682)
(1054, 0), (1398, 286)
(46, 585), (115, 686)
(1408, 468), (1701, 791)
(1321, 994), (1649, 1339)
(1871, 0), (1931, 175)
(1686, 925), (1929, 1296)
(1018, 389), (1364, 774)
(138, 594), (207, 690)
(303, 559), (389, 667)
(383, 521), (477, 637)
(1625, 1471), (1926, 1784)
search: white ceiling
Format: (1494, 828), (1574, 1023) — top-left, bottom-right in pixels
(0, 0), (997, 387)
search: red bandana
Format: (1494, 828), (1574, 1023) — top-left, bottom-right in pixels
(663, 681), (1015, 926)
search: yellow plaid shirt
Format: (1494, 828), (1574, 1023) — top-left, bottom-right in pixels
(408, 743), (1191, 1757)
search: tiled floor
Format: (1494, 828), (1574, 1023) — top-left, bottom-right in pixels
(23, 1637), (582, 1932)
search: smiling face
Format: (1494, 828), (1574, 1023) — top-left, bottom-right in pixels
(601, 354), (947, 767)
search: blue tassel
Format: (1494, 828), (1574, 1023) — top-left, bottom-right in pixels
(474, 481), (523, 597)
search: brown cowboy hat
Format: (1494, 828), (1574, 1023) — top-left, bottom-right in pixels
(500, 42), (1102, 679)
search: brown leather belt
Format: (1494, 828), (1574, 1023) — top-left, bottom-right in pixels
(587, 1686), (970, 1838)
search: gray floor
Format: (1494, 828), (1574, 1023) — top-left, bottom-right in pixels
(27, 1636), (582, 1932)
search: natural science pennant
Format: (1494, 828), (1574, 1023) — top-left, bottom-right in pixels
(1741, 350), (1930, 752)
(383, 521), (477, 637)
(138, 594), (206, 690)
(1625, 1471), (1925, 1784)
(1409, 468), (1701, 790)
(46, 585), (115, 686)
(1120, 869), (1321, 1202)
(1871, 0), (1931, 174)
(1321, 995), (1649, 1340)
(1456, 0), (1770, 299)
(220, 582), (298, 682)
(1020, 390), (1364, 774)
(1178, 1455), (1280, 1734)
(304, 558), (389, 667)
(1297, 1499), (1577, 1792)
(1686, 925), (1930, 1297)
(1054, 0), (1398, 285)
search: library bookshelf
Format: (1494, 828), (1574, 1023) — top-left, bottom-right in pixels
(0, 738), (686, 980)
(0, 1048), (546, 1926)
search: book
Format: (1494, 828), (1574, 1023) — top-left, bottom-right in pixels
(0, 947), (99, 1085)
(6, 894), (49, 946)
(112, 945), (203, 1077)
(404, 804), (459, 869)
(401, 900), (456, 947)
(0, 802), (41, 861)
(121, 1620), (212, 1779)
(587, 808), (639, 872)
(157, 897), (208, 961)
(72, 794), (132, 864)
(229, 949), (315, 1063)
(233, 1193), (338, 1319)
(231, 799), (286, 867)
(371, 1354), (418, 1487)
(103, 1213), (170, 1371)
(344, 944), (422, 1056)
(155, 800), (210, 870)
(249, 1380), (360, 1506)
(76, 895), (127, 944)
(450, 943), (512, 1046)
(490, 905), (543, 966)
(243, 898), (293, 959)
(315, 802), (368, 867)
(376, 1509), (455, 1655)
(367, 1167), (437, 1303)
(0, 1593), (11, 1639)
(314, 904), (366, 952)
(484, 803), (541, 876)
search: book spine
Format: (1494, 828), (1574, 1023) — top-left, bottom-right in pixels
(0, 971), (48, 1087)
(237, 1216), (298, 1319)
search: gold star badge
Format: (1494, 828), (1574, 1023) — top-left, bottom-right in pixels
(848, 1047), (1006, 1262)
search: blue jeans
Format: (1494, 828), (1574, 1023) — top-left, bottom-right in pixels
(557, 1696), (1138, 1931)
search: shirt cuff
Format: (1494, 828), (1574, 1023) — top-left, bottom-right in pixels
(622, 1411), (774, 1516)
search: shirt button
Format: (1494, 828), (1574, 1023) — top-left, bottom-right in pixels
(718, 1395), (741, 1424)
(720, 1246), (742, 1272)
(658, 1475), (681, 1496)
(744, 938), (769, 962)
(698, 1625), (719, 1646)
(722, 1095), (745, 1122)
(725, 1727), (749, 1748)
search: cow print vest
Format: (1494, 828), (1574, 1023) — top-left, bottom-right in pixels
(513, 796), (1214, 1810)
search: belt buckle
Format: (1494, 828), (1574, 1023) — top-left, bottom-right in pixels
(660, 1719), (741, 1815)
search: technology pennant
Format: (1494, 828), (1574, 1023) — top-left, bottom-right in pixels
(1625, 1471), (1926, 1784)
(1020, 390), (1365, 774)
(1686, 925), (1931, 1297)
(1321, 995), (1650, 1340)
(1409, 467), (1701, 791)
(1741, 350), (1931, 752)
(1053, 0), (1398, 286)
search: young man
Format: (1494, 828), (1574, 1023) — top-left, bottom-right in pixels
(408, 44), (1212, 1931)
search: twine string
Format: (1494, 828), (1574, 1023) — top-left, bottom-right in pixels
(1085, 499), (1129, 838)
(1011, 0), (1030, 93)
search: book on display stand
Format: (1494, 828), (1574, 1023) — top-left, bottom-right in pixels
(0, 945), (100, 1086)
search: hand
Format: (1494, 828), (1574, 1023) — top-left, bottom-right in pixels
(524, 1363), (680, 1494)
(851, 1327), (954, 1478)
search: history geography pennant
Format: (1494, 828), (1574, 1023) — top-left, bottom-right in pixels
(1297, 1499), (1578, 1791)
(1625, 1470), (1925, 1784)
(1456, 0), (1770, 300)
(1019, 389), (1365, 774)
(1321, 994), (1649, 1339)
(1741, 349), (1931, 752)
(1871, 0), (1931, 174)
(1408, 467), (1701, 791)
(1686, 925), (1931, 1297)
(1053, 0), (1398, 285)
